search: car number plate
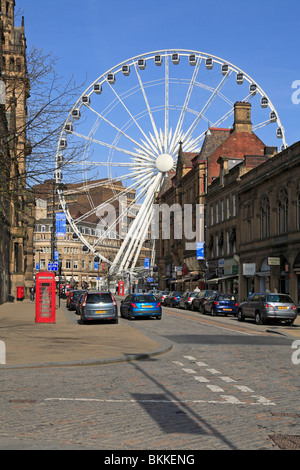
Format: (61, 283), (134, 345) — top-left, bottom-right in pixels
(95, 310), (106, 314)
(223, 308), (232, 311)
(142, 305), (152, 308)
(277, 306), (286, 309)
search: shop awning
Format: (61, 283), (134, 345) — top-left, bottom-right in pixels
(206, 274), (238, 283)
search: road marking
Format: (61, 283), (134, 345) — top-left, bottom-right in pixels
(220, 376), (236, 383)
(207, 385), (224, 393)
(194, 376), (209, 383)
(196, 361), (208, 367)
(206, 368), (221, 375)
(182, 368), (197, 374)
(183, 355), (197, 361)
(250, 395), (276, 406)
(234, 385), (254, 393)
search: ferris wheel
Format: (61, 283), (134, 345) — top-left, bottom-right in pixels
(55, 49), (287, 275)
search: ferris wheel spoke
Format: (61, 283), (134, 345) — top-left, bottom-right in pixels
(164, 55), (169, 152)
(108, 83), (160, 157)
(180, 70), (232, 151)
(84, 103), (157, 159)
(134, 63), (162, 153)
(170, 58), (202, 154)
(71, 131), (142, 159)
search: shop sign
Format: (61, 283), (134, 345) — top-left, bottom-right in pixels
(268, 257), (280, 266)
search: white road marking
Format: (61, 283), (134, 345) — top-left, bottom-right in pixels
(234, 385), (254, 393)
(182, 368), (197, 374)
(196, 361), (208, 367)
(220, 376), (236, 383)
(207, 385), (224, 393)
(250, 395), (276, 406)
(183, 355), (197, 361)
(206, 368), (221, 375)
(194, 376), (209, 383)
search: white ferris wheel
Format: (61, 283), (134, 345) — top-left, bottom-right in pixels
(55, 49), (287, 276)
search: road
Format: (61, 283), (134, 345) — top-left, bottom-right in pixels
(0, 303), (299, 451)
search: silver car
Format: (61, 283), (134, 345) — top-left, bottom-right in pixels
(178, 291), (198, 310)
(80, 291), (118, 324)
(237, 292), (297, 325)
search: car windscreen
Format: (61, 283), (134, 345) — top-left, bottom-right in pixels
(86, 293), (113, 303)
(266, 294), (294, 303)
(218, 294), (236, 301)
(133, 295), (156, 302)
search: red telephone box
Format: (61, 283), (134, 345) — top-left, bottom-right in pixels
(118, 281), (124, 296)
(35, 272), (56, 323)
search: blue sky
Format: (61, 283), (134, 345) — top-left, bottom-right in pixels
(17, 0), (300, 147)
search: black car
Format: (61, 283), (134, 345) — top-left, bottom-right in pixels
(67, 289), (87, 310)
(190, 290), (220, 312)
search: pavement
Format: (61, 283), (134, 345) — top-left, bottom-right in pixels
(0, 296), (299, 369)
(0, 297), (172, 369)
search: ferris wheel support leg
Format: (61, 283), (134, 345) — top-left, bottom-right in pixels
(119, 175), (161, 272)
(110, 173), (162, 274)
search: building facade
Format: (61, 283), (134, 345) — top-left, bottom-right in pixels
(155, 101), (268, 292)
(0, 1), (34, 301)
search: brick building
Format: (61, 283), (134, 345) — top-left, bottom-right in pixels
(155, 101), (270, 291)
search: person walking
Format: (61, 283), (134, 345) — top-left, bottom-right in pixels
(30, 285), (35, 302)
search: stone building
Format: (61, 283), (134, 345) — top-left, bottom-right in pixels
(155, 101), (268, 291)
(237, 141), (300, 304)
(0, 1), (34, 301)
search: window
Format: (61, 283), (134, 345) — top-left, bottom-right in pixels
(277, 188), (288, 234)
(215, 203), (219, 224)
(233, 195), (237, 217)
(210, 205), (214, 226)
(66, 259), (71, 269)
(297, 194), (300, 230)
(73, 260), (78, 270)
(226, 197), (230, 219)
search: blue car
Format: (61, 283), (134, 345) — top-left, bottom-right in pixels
(164, 291), (183, 308)
(203, 293), (239, 316)
(120, 294), (162, 320)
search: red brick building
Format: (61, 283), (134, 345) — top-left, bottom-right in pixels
(155, 102), (270, 291)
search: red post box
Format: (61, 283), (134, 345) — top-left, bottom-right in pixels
(35, 272), (56, 323)
(17, 286), (24, 301)
(118, 281), (124, 296)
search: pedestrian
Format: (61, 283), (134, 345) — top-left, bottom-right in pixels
(194, 286), (200, 292)
(30, 285), (35, 302)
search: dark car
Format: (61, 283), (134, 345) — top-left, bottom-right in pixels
(67, 289), (87, 310)
(237, 292), (297, 325)
(178, 291), (198, 310)
(80, 291), (118, 324)
(191, 290), (220, 312)
(75, 292), (86, 315)
(203, 293), (239, 316)
(120, 294), (162, 320)
(164, 291), (183, 307)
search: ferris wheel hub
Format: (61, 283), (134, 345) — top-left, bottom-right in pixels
(155, 153), (174, 173)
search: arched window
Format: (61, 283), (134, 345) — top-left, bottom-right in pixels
(297, 194), (300, 230)
(277, 188), (288, 234)
(260, 195), (270, 239)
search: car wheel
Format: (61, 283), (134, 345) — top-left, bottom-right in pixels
(237, 309), (245, 322)
(199, 304), (204, 314)
(112, 317), (119, 324)
(255, 312), (263, 325)
(129, 309), (135, 320)
(156, 316), (162, 320)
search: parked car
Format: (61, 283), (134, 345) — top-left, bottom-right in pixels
(191, 290), (220, 312)
(120, 294), (162, 320)
(237, 292), (297, 325)
(158, 291), (169, 304)
(164, 291), (183, 307)
(75, 292), (86, 315)
(67, 289), (87, 310)
(80, 291), (118, 324)
(203, 293), (239, 316)
(178, 291), (198, 310)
